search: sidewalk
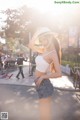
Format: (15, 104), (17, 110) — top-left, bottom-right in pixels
(0, 62), (80, 120)
(0, 62), (77, 91)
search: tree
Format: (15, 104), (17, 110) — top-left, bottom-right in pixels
(1, 5), (80, 51)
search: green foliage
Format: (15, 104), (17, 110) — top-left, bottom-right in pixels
(61, 60), (80, 68)
(2, 7), (30, 40)
(1, 5), (80, 54)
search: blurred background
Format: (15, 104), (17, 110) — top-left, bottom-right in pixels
(0, 0), (80, 68)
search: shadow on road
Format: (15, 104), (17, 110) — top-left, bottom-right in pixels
(0, 84), (80, 120)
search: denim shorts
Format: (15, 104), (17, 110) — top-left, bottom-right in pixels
(36, 79), (54, 99)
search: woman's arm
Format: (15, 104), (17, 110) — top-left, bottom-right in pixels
(42, 52), (62, 79)
(43, 54), (62, 81)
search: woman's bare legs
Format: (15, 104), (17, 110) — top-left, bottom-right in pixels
(39, 96), (52, 120)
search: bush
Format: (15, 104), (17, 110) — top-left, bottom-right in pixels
(61, 60), (80, 68)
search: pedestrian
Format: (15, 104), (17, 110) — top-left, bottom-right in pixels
(0, 52), (3, 74)
(29, 52), (37, 76)
(28, 27), (62, 120)
(16, 53), (27, 79)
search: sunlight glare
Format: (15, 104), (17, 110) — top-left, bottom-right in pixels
(24, 0), (53, 13)
(24, 0), (79, 16)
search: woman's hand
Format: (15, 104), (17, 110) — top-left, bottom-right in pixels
(34, 77), (43, 88)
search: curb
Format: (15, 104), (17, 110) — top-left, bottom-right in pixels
(54, 86), (80, 92)
(0, 83), (80, 92)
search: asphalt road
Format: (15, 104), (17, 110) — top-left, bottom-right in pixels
(0, 84), (80, 120)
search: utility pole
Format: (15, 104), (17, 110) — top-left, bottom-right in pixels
(29, 32), (32, 75)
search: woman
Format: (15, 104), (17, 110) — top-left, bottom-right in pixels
(28, 27), (62, 120)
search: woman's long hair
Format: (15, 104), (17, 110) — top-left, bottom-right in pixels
(51, 36), (62, 72)
(39, 33), (62, 72)
(52, 36), (61, 64)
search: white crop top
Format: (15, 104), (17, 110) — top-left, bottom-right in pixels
(35, 50), (55, 73)
(35, 55), (49, 72)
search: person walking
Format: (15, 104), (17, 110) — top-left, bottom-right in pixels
(28, 27), (62, 120)
(29, 52), (38, 76)
(16, 53), (27, 79)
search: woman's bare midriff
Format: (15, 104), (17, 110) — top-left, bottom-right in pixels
(35, 70), (46, 78)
